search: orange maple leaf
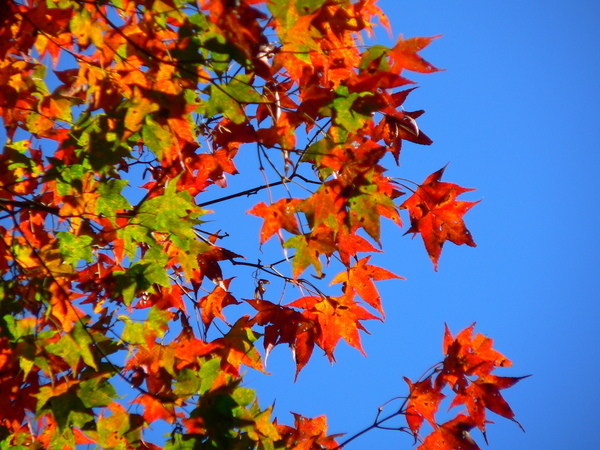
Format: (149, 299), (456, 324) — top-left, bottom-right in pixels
(331, 256), (402, 316)
(417, 414), (479, 450)
(288, 292), (380, 362)
(198, 278), (240, 328)
(449, 372), (529, 433)
(132, 393), (176, 424)
(125, 344), (173, 396)
(277, 413), (341, 450)
(248, 198), (302, 244)
(213, 317), (266, 376)
(429, 324), (525, 440)
(436, 323), (528, 434)
(48, 283), (85, 332)
(437, 323), (509, 391)
(401, 166), (479, 270)
(389, 35), (442, 74)
(403, 376), (446, 436)
(171, 336), (221, 372)
(336, 227), (381, 266)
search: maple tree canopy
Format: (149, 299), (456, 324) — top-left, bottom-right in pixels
(0, 0), (525, 448)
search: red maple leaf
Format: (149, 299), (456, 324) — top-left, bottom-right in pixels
(277, 413), (341, 450)
(131, 394), (176, 424)
(449, 374), (529, 432)
(417, 414), (479, 450)
(330, 256), (402, 316)
(437, 323), (512, 391)
(401, 166), (479, 270)
(248, 198), (302, 244)
(374, 110), (433, 164)
(436, 323), (528, 435)
(192, 245), (241, 293)
(246, 298), (316, 379)
(288, 292), (380, 362)
(389, 35), (442, 74)
(404, 376), (446, 436)
(197, 278), (240, 328)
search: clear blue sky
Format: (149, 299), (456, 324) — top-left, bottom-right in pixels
(242, 1), (600, 449)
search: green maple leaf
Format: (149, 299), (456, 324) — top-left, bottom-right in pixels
(57, 232), (93, 267)
(45, 321), (98, 371)
(142, 115), (174, 160)
(96, 179), (132, 221)
(284, 234), (322, 278)
(333, 86), (373, 133)
(202, 75), (262, 124)
(136, 177), (204, 240)
(79, 373), (117, 408)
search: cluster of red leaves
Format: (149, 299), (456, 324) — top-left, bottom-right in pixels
(404, 324), (527, 450)
(246, 255), (400, 379)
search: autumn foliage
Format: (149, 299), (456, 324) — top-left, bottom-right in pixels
(0, 0), (525, 448)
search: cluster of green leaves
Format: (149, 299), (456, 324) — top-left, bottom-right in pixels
(0, 0), (523, 448)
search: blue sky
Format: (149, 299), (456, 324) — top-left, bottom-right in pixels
(2, 1), (598, 448)
(242, 1), (600, 449)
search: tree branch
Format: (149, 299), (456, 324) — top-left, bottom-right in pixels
(197, 179), (287, 208)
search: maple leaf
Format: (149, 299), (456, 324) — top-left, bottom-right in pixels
(403, 376), (446, 436)
(401, 166), (479, 270)
(277, 413), (342, 450)
(438, 323), (513, 391)
(193, 245), (242, 291)
(418, 414), (480, 450)
(336, 227), (381, 266)
(374, 110), (433, 164)
(134, 284), (187, 311)
(94, 403), (145, 448)
(248, 198), (302, 244)
(298, 181), (345, 229)
(48, 283), (85, 333)
(354, 0), (391, 35)
(198, 278), (240, 328)
(331, 256), (402, 316)
(246, 299), (316, 379)
(73, 428), (95, 446)
(171, 335), (221, 372)
(390, 35), (442, 74)
(436, 324), (527, 434)
(283, 234), (324, 279)
(45, 321), (99, 372)
(288, 292), (380, 362)
(132, 394), (176, 424)
(124, 344), (173, 396)
(449, 377), (523, 432)
(212, 118), (258, 152)
(213, 317), (266, 376)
